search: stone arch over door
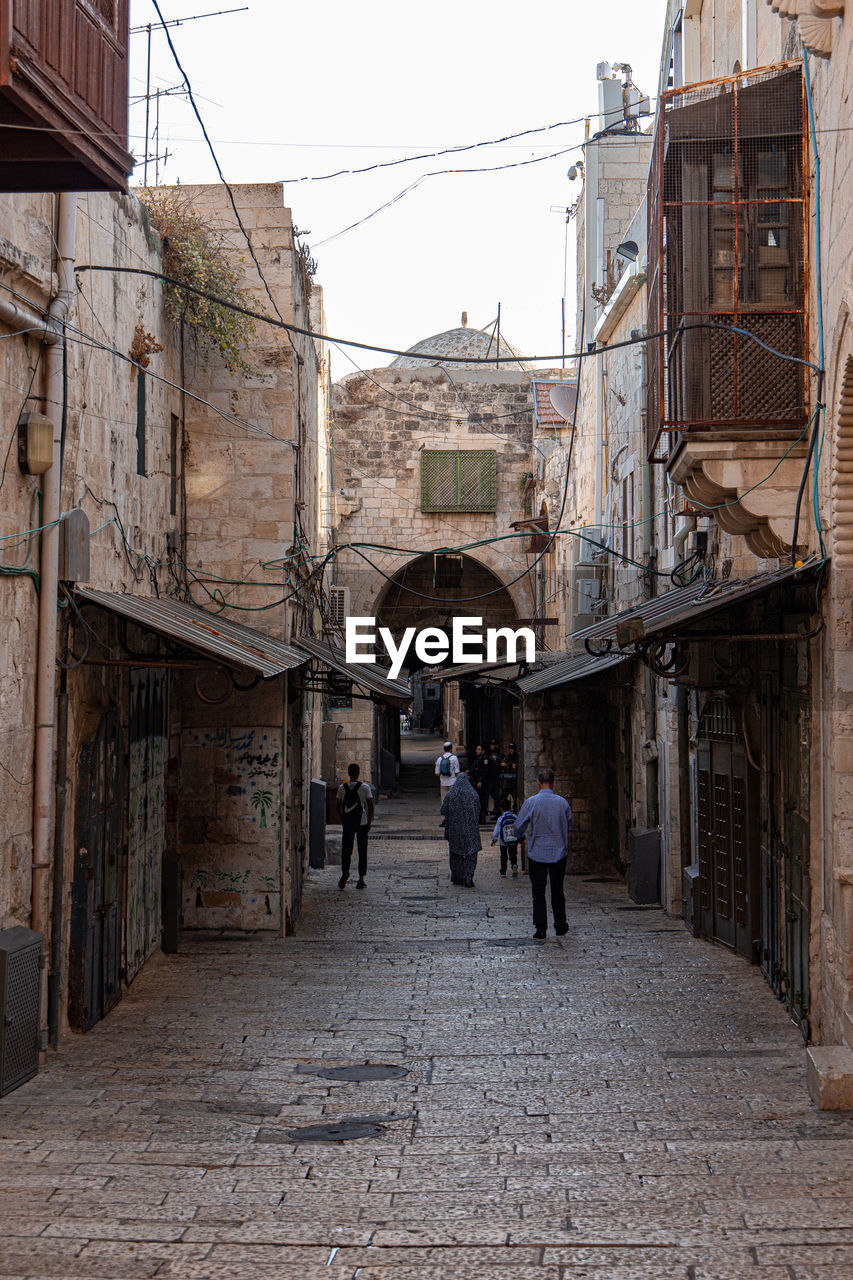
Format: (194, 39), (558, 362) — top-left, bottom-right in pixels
(831, 352), (853, 565)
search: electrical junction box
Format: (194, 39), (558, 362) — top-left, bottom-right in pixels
(58, 508), (90, 582)
(627, 827), (661, 905)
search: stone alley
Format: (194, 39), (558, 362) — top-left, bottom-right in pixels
(0, 741), (852, 1280)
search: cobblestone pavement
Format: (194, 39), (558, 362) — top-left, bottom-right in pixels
(1, 738), (853, 1279)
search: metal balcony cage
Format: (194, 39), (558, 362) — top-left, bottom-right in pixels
(646, 63), (808, 462)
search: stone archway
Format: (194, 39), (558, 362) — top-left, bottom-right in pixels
(374, 552), (521, 648)
(376, 553), (522, 746)
(832, 353), (853, 565)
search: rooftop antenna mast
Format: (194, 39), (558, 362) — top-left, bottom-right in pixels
(133, 6), (249, 185)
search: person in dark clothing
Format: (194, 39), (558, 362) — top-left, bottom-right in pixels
(468, 744), (488, 821)
(498, 755), (518, 811)
(335, 763), (374, 890)
(441, 772), (482, 887)
(484, 739), (502, 817)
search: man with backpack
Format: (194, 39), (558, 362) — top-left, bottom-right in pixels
(491, 801), (521, 877)
(335, 763), (375, 890)
(435, 741), (460, 805)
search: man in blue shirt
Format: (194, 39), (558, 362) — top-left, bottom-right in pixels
(515, 768), (573, 939)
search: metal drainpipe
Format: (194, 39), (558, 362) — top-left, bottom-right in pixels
(32, 192), (77, 1046)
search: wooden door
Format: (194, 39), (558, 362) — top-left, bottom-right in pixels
(69, 711), (124, 1031)
(696, 698), (759, 959)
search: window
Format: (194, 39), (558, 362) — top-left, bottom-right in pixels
(169, 413), (179, 515)
(646, 63), (806, 459)
(420, 450), (497, 513)
(135, 371), (146, 476)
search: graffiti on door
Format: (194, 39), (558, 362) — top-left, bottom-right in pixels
(181, 726), (282, 929)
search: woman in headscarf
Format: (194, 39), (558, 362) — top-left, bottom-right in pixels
(440, 771), (482, 887)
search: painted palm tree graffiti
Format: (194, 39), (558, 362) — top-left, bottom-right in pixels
(251, 788), (274, 828)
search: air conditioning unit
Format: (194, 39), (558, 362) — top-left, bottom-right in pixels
(328, 586), (350, 629)
(571, 562), (602, 633)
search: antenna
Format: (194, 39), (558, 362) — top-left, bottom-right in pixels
(135, 7), (249, 185)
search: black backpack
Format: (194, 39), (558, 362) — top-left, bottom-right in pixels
(341, 782), (364, 825)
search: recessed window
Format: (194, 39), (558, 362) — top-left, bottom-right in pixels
(420, 449), (497, 513)
(135, 371), (146, 476)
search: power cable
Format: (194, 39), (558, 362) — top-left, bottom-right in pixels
(148, 0), (298, 356)
(281, 114), (605, 184)
(313, 145), (581, 248)
(71, 266), (824, 374)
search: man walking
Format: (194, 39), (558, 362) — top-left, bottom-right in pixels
(515, 768), (573, 939)
(435, 741), (460, 805)
(335, 763), (374, 890)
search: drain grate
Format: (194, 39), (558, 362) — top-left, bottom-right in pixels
(317, 1064), (409, 1082)
(285, 1121), (385, 1142)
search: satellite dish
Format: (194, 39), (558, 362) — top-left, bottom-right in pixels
(311, 606), (323, 635)
(548, 383), (578, 422)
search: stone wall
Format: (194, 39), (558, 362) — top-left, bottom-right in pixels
(332, 365), (541, 624)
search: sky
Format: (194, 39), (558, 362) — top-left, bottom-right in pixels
(129, 0), (668, 379)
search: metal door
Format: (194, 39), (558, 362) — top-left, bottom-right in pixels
(69, 711), (124, 1031)
(781, 641), (810, 1037)
(759, 674), (782, 994)
(126, 671), (167, 983)
(696, 698), (758, 959)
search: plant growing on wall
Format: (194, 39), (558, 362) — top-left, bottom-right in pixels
(139, 188), (263, 376)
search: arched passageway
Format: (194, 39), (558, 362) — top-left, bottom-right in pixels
(375, 552), (522, 754)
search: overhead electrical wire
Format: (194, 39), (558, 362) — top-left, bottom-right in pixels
(70, 265), (824, 375)
(312, 145), (581, 248)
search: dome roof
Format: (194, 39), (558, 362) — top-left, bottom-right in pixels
(389, 324), (528, 370)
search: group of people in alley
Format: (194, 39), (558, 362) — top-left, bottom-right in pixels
(335, 743), (573, 940)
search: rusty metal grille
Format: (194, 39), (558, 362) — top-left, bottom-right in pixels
(646, 63), (807, 462)
(699, 696), (737, 741)
(697, 766), (712, 913)
(714, 772), (733, 920)
(421, 450), (497, 513)
(732, 774), (748, 928)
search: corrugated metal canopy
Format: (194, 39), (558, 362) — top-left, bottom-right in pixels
(75, 588), (306, 678)
(570, 561), (817, 652)
(517, 650), (630, 694)
(433, 659), (521, 682)
(293, 634), (412, 708)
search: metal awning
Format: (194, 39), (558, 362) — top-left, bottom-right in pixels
(75, 588), (307, 678)
(571, 560), (818, 653)
(293, 635), (412, 708)
(433, 659), (522, 683)
(517, 650), (630, 695)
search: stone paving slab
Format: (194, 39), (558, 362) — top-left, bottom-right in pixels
(0, 761), (851, 1278)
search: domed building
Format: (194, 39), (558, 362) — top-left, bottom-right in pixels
(388, 319), (529, 371)
(326, 315), (565, 790)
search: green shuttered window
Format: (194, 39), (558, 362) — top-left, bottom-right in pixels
(420, 449), (497, 513)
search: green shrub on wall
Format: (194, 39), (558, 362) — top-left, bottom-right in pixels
(139, 188), (263, 376)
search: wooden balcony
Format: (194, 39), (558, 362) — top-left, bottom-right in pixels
(0, 1), (133, 191)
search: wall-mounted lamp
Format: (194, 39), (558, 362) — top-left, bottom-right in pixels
(17, 412), (54, 475)
(615, 240), (639, 262)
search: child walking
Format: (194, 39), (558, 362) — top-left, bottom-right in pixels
(491, 802), (521, 877)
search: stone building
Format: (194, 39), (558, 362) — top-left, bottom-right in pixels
(0, 180), (331, 1043)
(518, 0), (853, 1107)
(329, 321), (570, 787)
